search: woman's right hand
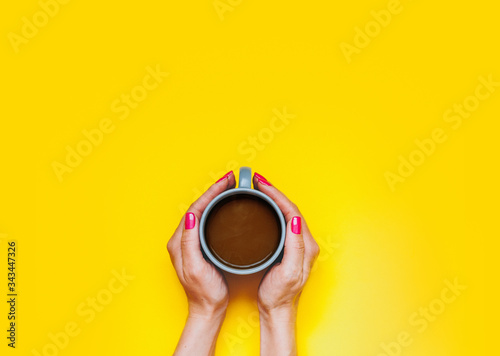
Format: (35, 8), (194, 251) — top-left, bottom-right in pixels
(253, 173), (320, 356)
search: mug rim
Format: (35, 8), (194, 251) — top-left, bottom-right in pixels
(199, 188), (286, 275)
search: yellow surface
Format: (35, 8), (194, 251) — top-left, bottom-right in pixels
(0, 0), (494, 355)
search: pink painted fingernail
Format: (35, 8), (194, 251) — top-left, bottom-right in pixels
(216, 170), (233, 183)
(254, 172), (267, 181)
(257, 178), (272, 186)
(291, 216), (301, 234)
(185, 212), (195, 230)
(255, 172), (272, 185)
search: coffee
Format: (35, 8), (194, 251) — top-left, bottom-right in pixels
(205, 194), (281, 269)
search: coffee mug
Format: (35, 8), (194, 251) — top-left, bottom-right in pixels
(199, 167), (286, 275)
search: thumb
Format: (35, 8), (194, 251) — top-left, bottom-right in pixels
(280, 216), (304, 273)
(180, 212), (205, 267)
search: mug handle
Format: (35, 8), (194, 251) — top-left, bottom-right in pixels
(239, 167), (252, 189)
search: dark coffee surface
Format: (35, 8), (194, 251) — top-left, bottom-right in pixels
(205, 195), (281, 269)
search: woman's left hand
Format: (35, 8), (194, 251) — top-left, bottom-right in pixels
(167, 171), (236, 318)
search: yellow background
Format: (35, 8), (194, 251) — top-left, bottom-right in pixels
(0, 0), (494, 355)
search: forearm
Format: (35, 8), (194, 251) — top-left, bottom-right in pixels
(174, 309), (226, 356)
(259, 306), (297, 356)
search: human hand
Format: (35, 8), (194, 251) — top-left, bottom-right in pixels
(167, 171), (236, 356)
(253, 172), (320, 356)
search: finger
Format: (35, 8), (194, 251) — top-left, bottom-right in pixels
(253, 173), (319, 278)
(253, 172), (300, 221)
(169, 171), (235, 277)
(280, 216), (305, 275)
(168, 170), (235, 258)
(180, 212), (206, 268)
(254, 172), (314, 239)
(188, 170), (236, 218)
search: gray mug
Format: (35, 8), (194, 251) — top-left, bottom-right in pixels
(199, 167), (286, 275)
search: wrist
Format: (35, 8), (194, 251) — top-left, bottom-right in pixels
(259, 305), (297, 356)
(259, 304), (297, 326)
(188, 303), (227, 324)
(174, 305), (226, 356)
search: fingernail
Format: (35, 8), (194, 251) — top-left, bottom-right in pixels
(255, 173), (272, 185)
(185, 212), (195, 230)
(257, 178), (272, 186)
(291, 216), (301, 234)
(254, 172), (267, 181)
(216, 170), (233, 183)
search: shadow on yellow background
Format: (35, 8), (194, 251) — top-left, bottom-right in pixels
(1, 0), (493, 355)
